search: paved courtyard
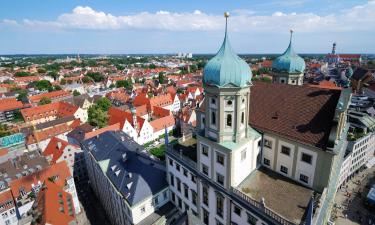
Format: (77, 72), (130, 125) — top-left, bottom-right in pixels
(332, 165), (375, 225)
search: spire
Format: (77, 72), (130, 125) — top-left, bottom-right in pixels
(289, 29), (293, 46)
(224, 12), (230, 40)
(283, 29), (296, 56)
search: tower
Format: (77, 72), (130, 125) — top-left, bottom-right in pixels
(332, 42), (337, 55)
(271, 30), (306, 85)
(196, 12), (261, 189)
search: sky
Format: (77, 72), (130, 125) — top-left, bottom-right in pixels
(0, 0), (374, 54)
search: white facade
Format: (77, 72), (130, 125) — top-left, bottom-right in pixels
(171, 95), (181, 113)
(0, 204), (17, 225)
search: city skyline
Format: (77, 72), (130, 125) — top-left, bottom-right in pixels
(0, 0), (375, 54)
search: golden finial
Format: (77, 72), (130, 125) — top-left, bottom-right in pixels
(224, 12), (230, 18)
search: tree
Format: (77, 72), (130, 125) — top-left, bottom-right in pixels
(96, 97), (112, 112)
(47, 71), (59, 81)
(109, 84), (115, 89)
(37, 68), (47, 73)
(32, 80), (52, 91)
(82, 76), (91, 83)
(116, 79), (132, 90)
(158, 72), (165, 84)
(60, 79), (67, 85)
(16, 89), (28, 101)
(38, 97), (52, 105)
(12, 110), (24, 122)
(149, 64), (156, 69)
(0, 124), (11, 138)
(54, 85), (62, 91)
(85, 72), (104, 82)
(14, 71), (32, 77)
(73, 90), (81, 96)
(88, 105), (107, 128)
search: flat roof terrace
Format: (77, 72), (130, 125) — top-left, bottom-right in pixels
(169, 138), (197, 163)
(236, 167), (314, 224)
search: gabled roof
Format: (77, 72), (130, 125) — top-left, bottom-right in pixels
(108, 107), (145, 132)
(10, 161), (71, 199)
(20, 101), (78, 122)
(249, 82), (342, 149)
(84, 123), (121, 140)
(0, 98), (24, 112)
(28, 90), (71, 104)
(149, 115), (175, 132)
(34, 180), (76, 225)
(82, 131), (167, 206)
(43, 137), (74, 164)
(0, 190), (15, 213)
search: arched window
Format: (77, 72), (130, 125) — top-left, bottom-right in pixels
(226, 114), (232, 127)
(241, 112), (245, 124)
(211, 111), (216, 125)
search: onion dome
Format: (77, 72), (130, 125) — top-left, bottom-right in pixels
(272, 30), (305, 74)
(203, 12), (252, 88)
(345, 67), (353, 78)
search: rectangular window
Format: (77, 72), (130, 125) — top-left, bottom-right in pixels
(172, 192), (176, 202)
(169, 173), (174, 186)
(176, 163), (180, 171)
(184, 184), (189, 199)
(263, 158), (270, 166)
(140, 206), (145, 214)
(203, 208), (209, 225)
(169, 158), (173, 166)
(301, 153), (312, 164)
(300, 174), (309, 183)
(264, 139), (272, 148)
(153, 196), (159, 206)
(178, 197), (182, 208)
(203, 185), (209, 206)
(280, 165), (288, 174)
(247, 213), (258, 225)
(177, 179), (181, 192)
(241, 149), (247, 161)
(202, 164), (209, 176)
(217, 153), (224, 165)
(185, 203), (190, 211)
(281, 146), (291, 156)
(211, 111), (216, 125)
(191, 174), (196, 183)
(233, 205), (241, 216)
(201, 144), (209, 156)
(216, 194), (224, 218)
(217, 173), (224, 186)
(183, 168), (188, 177)
(192, 190), (197, 206)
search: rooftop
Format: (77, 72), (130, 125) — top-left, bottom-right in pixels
(249, 82), (342, 149)
(237, 167), (314, 224)
(83, 131), (168, 206)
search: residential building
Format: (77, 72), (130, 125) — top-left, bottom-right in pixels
(0, 190), (17, 225)
(28, 90), (72, 106)
(271, 30), (305, 85)
(21, 101), (86, 125)
(30, 180), (77, 225)
(166, 15), (351, 225)
(82, 131), (171, 225)
(9, 161), (80, 218)
(0, 98), (24, 123)
(43, 137), (86, 181)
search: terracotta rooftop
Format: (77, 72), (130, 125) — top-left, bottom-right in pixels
(84, 123), (121, 140)
(0, 190), (15, 213)
(21, 101), (78, 122)
(9, 161), (71, 199)
(249, 82), (342, 149)
(108, 107), (145, 132)
(0, 98), (24, 112)
(33, 180), (76, 225)
(149, 115), (175, 132)
(28, 90), (71, 104)
(43, 137), (78, 164)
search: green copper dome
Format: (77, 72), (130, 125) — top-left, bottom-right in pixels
(272, 31), (305, 74)
(203, 14), (252, 88)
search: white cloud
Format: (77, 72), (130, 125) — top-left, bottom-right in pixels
(3, 1), (375, 33)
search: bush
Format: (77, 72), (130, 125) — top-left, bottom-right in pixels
(14, 71), (32, 77)
(150, 145), (166, 160)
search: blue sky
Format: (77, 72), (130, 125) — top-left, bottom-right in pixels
(0, 0), (374, 54)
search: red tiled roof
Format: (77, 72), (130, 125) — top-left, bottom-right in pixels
(14, 76), (40, 83)
(249, 82), (341, 149)
(34, 180), (76, 225)
(308, 80), (342, 90)
(153, 106), (170, 117)
(261, 60), (273, 68)
(108, 107), (145, 132)
(10, 161), (71, 199)
(84, 123), (121, 140)
(28, 90), (71, 104)
(149, 115), (175, 132)
(26, 123), (73, 144)
(0, 98), (24, 112)
(43, 137), (72, 164)
(20, 102), (78, 122)
(0, 190), (15, 213)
